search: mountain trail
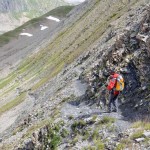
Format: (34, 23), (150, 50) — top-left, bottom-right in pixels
(61, 79), (131, 134)
(61, 101), (131, 132)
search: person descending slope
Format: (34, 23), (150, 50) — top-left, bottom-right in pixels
(107, 69), (124, 113)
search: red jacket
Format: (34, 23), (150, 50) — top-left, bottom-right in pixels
(107, 73), (119, 95)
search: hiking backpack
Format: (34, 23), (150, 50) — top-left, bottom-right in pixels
(115, 75), (124, 91)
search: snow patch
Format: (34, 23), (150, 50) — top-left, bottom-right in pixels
(40, 25), (48, 31)
(64, 0), (86, 4)
(46, 16), (60, 22)
(20, 33), (33, 37)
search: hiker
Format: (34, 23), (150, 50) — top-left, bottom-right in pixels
(107, 69), (124, 112)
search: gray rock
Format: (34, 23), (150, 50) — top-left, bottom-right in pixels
(135, 137), (145, 142)
(142, 86), (147, 90)
(143, 131), (150, 137)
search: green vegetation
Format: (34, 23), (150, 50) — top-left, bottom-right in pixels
(61, 128), (69, 138)
(71, 120), (86, 133)
(116, 138), (132, 149)
(22, 120), (64, 149)
(0, 92), (26, 116)
(43, 6), (74, 18)
(82, 130), (90, 140)
(62, 94), (76, 103)
(41, 124), (62, 150)
(91, 129), (99, 140)
(49, 134), (61, 150)
(0, 84), (18, 98)
(68, 115), (74, 120)
(91, 115), (97, 122)
(22, 119), (52, 138)
(115, 143), (125, 150)
(83, 146), (96, 150)
(82, 140), (105, 150)
(98, 116), (115, 125)
(0, 73), (16, 89)
(94, 139), (105, 150)
(132, 121), (150, 130)
(71, 137), (78, 145)
(130, 130), (143, 140)
(13, 126), (24, 135)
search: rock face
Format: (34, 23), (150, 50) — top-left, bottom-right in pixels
(0, 0), (150, 149)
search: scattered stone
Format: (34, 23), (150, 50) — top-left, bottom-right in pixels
(142, 86), (147, 90)
(136, 33), (149, 43)
(24, 138), (35, 149)
(135, 137), (145, 142)
(143, 131), (150, 138)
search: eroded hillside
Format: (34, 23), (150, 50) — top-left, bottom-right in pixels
(0, 0), (150, 149)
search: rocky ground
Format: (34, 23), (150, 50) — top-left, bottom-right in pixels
(0, 0), (150, 149)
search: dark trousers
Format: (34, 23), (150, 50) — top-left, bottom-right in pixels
(108, 90), (119, 111)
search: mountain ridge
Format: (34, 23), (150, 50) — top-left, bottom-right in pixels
(0, 0), (76, 34)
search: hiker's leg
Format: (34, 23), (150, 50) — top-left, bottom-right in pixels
(112, 93), (119, 111)
(108, 91), (114, 111)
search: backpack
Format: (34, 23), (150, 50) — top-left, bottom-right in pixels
(115, 75), (124, 91)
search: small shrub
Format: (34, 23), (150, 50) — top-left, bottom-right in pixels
(132, 121), (150, 130)
(58, 120), (65, 127)
(115, 143), (125, 150)
(49, 134), (61, 150)
(91, 129), (99, 140)
(71, 120), (86, 132)
(144, 123), (150, 130)
(84, 146), (96, 150)
(130, 130), (143, 140)
(108, 125), (117, 132)
(120, 138), (132, 145)
(92, 115), (97, 121)
(68, 115), (74, 120)
(95, 139), (105, 150)
(98, 116), (115, 125)
(61, 128), (69, 138)
(53, 125), (60, 132)
(71, 137), (78, 145)
(82, 130), (90, 140)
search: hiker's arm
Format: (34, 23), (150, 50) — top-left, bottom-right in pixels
(107, 78), (116, 90)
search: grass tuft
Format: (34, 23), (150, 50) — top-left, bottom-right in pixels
(130, 130), (144, 140)
(98, 116), (115, 125)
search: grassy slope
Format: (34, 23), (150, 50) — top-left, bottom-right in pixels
(0, 5), (74, 115)
(0, 0), (137, 116)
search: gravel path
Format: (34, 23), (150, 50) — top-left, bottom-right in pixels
(61, 80), (131, 133)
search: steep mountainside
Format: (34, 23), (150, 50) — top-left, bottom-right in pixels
(0, 0), (73, 34)
(0, 0), (150, 149)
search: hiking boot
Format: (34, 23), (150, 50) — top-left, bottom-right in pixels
(112, 109), (117, 112)
(107, 109), (111, 113)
